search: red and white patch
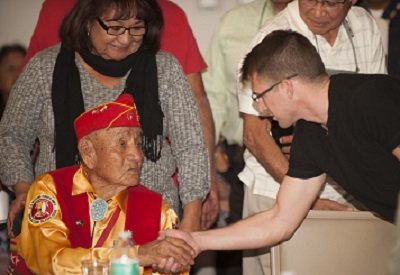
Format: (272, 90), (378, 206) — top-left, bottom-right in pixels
(28, 194), (58, 225)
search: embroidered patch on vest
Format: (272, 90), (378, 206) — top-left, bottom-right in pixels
(28, 194), (58, 225)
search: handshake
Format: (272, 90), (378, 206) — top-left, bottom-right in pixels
(140, 229), (201, 274)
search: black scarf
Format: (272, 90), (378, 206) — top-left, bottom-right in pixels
(52, 45), (163, 169)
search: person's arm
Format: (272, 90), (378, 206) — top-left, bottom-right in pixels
(0, 57), (45, 233)
(164, 57), (210, 233)
(161, 174), (326, 254)
(179, 199), (202, 233)
(186, 73), (219, 231)
(243, 114), (288, 183)
(7, 182), (30, 236)
(159, 0), (217, 230)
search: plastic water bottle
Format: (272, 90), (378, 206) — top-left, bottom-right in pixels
(111, 231), (139, 275)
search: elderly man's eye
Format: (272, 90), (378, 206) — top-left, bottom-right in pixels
(136, 142), (143, 147)
(119, 140), (127, 147)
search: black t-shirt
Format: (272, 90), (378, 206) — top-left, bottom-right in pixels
(287, 74), (400, 221)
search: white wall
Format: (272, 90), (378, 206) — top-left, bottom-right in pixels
(0, 0), (44, 48)
(172, 0), (240, 56)
(0, 0), (246, 57)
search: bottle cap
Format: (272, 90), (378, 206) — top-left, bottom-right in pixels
(118, 230), (133, 240)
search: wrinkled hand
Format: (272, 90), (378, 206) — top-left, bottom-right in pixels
(139, 236), (194, 273)
(158, 230), (201, 257)
(8, 191), (28, 237)
(280, 135), (293, 159)
(201, 179), (219, 230)
(151, 257), (188, 274)
(311, 199), (354, 211)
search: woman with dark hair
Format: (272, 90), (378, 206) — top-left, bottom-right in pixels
(0, 0), (209, 242)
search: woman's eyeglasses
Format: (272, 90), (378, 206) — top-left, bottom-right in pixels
(97, 18), (146, 36)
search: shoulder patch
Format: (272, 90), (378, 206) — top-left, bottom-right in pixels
(28, 194), (58, 225)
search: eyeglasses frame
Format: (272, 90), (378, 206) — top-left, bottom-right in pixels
(96, 17), (146, 36)
(251, 73), (298, 102)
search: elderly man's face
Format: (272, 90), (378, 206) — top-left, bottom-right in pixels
(89, 127), (144, 187)
(299, 0), (353, 45)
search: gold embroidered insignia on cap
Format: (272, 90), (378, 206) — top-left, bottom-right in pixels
(99, 105), (108, 112)
(127, 110), (133, 120)
(28, 194), (58, 225)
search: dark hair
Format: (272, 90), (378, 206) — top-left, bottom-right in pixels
(241, 30), (327, 84)
(0, 44), (26, 64)
(59, 0), (163, 53)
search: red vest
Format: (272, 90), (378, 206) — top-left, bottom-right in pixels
(51, 165), (162, 247)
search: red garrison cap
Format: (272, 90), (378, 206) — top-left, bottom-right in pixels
(74, 94), (141, 140)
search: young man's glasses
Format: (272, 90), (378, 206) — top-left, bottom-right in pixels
(97, 18), (146, 36)
(252, 74), (298, 102)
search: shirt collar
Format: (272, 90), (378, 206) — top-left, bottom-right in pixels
(72, 165), (128, 213)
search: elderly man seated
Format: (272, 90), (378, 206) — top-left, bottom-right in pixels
(13, 94), (194, 274)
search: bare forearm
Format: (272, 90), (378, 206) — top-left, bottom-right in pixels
(191, 176), (324, 252)
(192, 209), (291, 251)
(8, 181), (31, 234)
(12, 181), (30, 196)
(243, 114), (288, 183)
(179, 199), (202, 232)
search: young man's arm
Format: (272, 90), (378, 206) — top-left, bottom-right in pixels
(161, 174), (326, 254)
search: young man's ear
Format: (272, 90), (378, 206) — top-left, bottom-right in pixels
(281, 79), (294, 99)
(78, 137), (96, 169)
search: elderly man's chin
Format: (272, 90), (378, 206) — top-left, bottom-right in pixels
(121, 174), (141, 188)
